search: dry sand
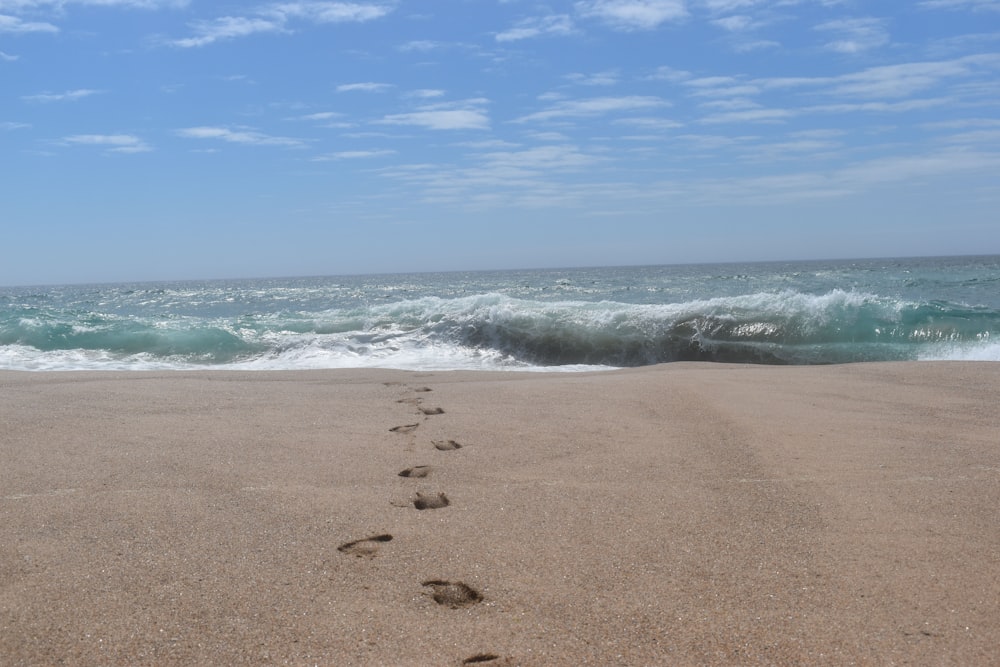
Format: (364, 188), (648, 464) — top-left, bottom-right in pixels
(1, 362), (999, 666)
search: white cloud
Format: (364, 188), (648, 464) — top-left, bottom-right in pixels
(919, 0), (1000, 10)
(176, 126), (306, 147)
(699, 0), (761, 11)
(1, 49), (20, 60)
(312, 149), (396, 161)
(566, 70), (620, 85)
(337, 82), (392, 93)
(64, 134), (151, 153)
(815, 17), (890, 54)
(514, 95), (669, 122)
(478, 144), (600, 171)
(699, 107), (794, 124)
(823, 58), (978, 98)
(267, 2), (390, 23)
(290, 111), (341, 120)
(712, 14), (755, 31)
(2, 120), (30, 129)
(613, 116), (684, 130)
(170, 1), (390, 47)
(21, 88), (101, 102)
(0, 14), (58, 32)
(379, 109), (489, 131)
(646, 65), (691, 82)
(397, 40), (445, 52)
(496, 14), (575, 41)
(0, 0), (187, 9)
(406, 89), (446, 99)
(575, 0), (687, 30)
(171, 16), (283, 47)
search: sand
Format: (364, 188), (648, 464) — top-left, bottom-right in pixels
(1, 362), (999, 666)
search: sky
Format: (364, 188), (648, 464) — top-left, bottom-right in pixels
(2, 0), (999, 286)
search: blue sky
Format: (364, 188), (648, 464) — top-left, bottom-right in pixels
(2, 0), (999, 285)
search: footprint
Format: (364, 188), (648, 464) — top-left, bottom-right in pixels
(433, 439), (462, 451)
(463, 655), (501, 665)
(390, 423), (420, 433)
(399, 465), (432, 478)
(420, 406), (445, 415)
(414, 386), (433, 393)
(337, 534), (393, 558)
(397, 397), (423, 406)
(413, 491), (449, 510)
(422, 580), (483, 608)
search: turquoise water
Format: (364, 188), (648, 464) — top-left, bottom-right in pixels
(2, 255), (998, 371)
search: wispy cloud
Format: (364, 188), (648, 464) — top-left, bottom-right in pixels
(0, 14), (58, 33)
(575, 0), (687, 30)
(170, 16), (284, 47)
(379, 109), (489, 131)
(312, 148), (396, 161)
(613, 116), (684, 130)
(175, 126), (306, 147)
(289, 111), (342, 121)
(337, 82), (392, 93)
(7, 1), (190, 7)
(63, 134), (151, 153)
(566, 70), (620, 85)
(21, 88), (102, 102)
(815, 17), (890, 54)
(699, 107), (794, 124)
(170, 1), (391, 47)
(378, 98), (490, 131)
(514, 95), (669, 123)
(496, 14), (575, 42)
(397, 40), (445, 52)
(406, 89), (446, 99)
(919, 0), (1000, 10)
(1, 49), (20, 60)
(2, 121), (31, 130)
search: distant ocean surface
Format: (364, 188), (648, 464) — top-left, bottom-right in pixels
(2, 256), (999, 372)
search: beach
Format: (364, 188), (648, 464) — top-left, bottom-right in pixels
(2, 362), (999, 666)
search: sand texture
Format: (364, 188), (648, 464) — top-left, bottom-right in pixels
(1, 362), (999, 666)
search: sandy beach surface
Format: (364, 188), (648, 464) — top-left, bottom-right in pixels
(2, 362), (999, 666)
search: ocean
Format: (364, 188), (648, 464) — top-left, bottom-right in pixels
(2, 255), (998, 372)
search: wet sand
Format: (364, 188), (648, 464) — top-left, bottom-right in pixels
(2, 362), (999, 665)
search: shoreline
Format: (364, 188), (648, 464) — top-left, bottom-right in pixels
(2, 362), (999, 665)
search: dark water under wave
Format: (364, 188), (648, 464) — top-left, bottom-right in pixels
(2, 256), (998, 371)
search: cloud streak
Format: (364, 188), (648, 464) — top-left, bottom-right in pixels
(514, 96), (669, 123)
(176, 126), (307, 147)
(21, 88), (102, 102)
(64, 134), (151, 153)
(169, 1), (391, 47)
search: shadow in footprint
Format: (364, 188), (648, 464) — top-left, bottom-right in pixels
(433, 439), (463, 451)
(413, 491), (449, 510)
(337, 534), (393, 558)
(390, 423), (420, 433)
(463, 655), (501, 664)
(399, 465), (432, 478)
(414, 386), (433, 393)
(422, 580), (483, 608)
(420, 406), (445, 415)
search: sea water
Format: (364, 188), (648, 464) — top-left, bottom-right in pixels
(2, 255), (999, 371)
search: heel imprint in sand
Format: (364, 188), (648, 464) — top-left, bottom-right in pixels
(390, 423), (420, 433)
(337, 534), (393, 558)
(422, 580), (483, 608)
(419, 406), (445, 415)
(413, 491), (449, 510)
(432, 439), (462, 451)
(398, 465), (432, 478)
(463, 654), (501, 664)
